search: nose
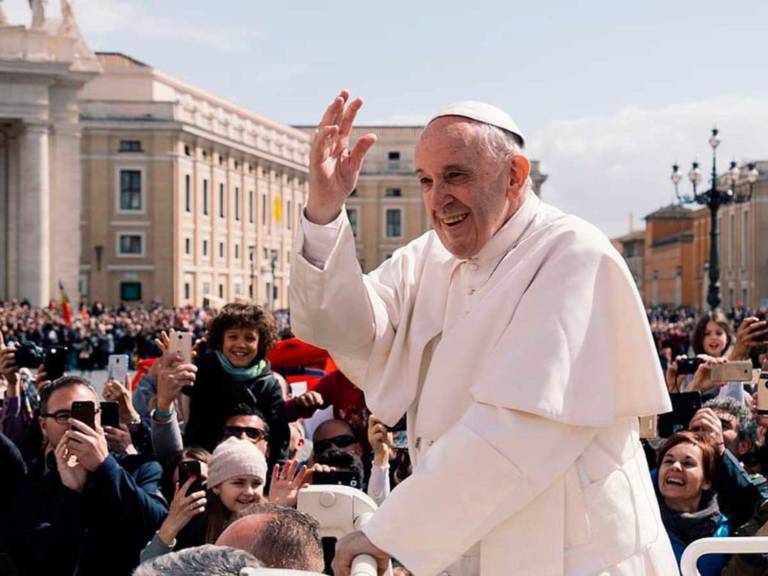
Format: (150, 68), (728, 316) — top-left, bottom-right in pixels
(244, 484), (257, 496)
(670, 461), (683, 471)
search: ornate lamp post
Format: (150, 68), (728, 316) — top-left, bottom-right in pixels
(671, 128), (758, 310)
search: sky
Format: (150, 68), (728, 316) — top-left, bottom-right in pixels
(5, 0), (767, 237)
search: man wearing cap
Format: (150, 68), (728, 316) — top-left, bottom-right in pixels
(289, 91), (677, 575)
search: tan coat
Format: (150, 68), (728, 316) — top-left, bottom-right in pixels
(290, 194), (679, 575)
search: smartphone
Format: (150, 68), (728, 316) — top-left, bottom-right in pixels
(43, 346), (68, 381)
(638, 415), (658, 439)
(757, 369), (768, 415)
(290, 381), (308, 397)
(658, 392), (702, 437)
(168, 331), (193, 364)
(710, 361), (753, 383)
(100, 401), (120, 428)
(70, 400), (95, 430)
(107, 354), (129, 383)
(178, 460), (206, 495)
(312, 470), (361, 490)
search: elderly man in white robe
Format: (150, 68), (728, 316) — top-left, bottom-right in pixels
(289, 91), (679, 576)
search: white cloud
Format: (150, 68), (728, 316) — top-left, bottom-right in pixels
(527, 95), (768, 238)
(2, 0), (258, 54)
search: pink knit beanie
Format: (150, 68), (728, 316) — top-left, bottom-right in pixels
(207, 437), (268, 488)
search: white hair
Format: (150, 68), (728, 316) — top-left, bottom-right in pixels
(474, 122), (533, 195)
(133, 545), (262, 576)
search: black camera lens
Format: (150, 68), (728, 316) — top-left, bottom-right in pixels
(43, 346), (69, 381)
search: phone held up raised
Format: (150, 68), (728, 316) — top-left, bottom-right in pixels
(100, 401), (120, 429)
(178, 460), (205, 495)
(107, 354), (129, 383)
(70, 400), (96, 430)
(168, 331), (193, 365)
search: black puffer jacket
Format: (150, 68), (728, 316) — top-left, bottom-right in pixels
(183, 352), (289, 463)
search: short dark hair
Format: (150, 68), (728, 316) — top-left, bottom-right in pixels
(133, 544), (261, 576)
(658, 431), (718, 484)
(234, 503), (323, 572)
(39, 375), (97, 413)
(206, 303), (277, 362)
(224, 403), (270, 437)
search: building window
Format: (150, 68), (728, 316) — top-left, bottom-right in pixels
(120, 282), (142, 301)
(742, 288), (749, 306)
(261, 194), (267, 226)
(235, 187), (240, 221)
(729, 213), (735, 270)
(202, 240), (208, 256)
(742, 210), (749, 267)
(347, 208), (359, 237)
(219, 284), (224, 298)
(119, 170), (142, 211)
(235, 283), (242, 296)
(287, 200), (292, 230)
(184, 145), (191, 157)
(203, 179), (209, 215)
(385, 208), (402, 238)
(385, 187), (402, 197)
(202, 282), (211, 296)
(185, 237), (191, 255)
(248, 191), (254, 223)
(219, 155), (225, 166)
(219, 242), (225, 259)
(388, 151), (401, 171)
(119, 140), (143, 153)
(185, 174), (191, 212)
(219, 183), (225, 218)
(184, 283), (191, 299)
(117, 233), (143, 256)
(235, 243), (240, 259)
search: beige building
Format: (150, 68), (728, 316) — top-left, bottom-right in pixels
(298, 125), (548, 273)
(79, 53), (309, 308)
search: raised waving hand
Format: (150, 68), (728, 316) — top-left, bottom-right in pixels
(306, 90), (377, 225)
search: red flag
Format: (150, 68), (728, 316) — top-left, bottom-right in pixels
(58, 280), (72, 325)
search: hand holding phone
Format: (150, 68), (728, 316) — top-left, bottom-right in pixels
(100, 401), (120, 429)
(70, 400), (95, 430)
(168, 332), (193, 365)
(107, 354), (129, 383)
(178, 460), (206, 495)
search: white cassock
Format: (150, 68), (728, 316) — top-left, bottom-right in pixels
(290, 192), (679, 576)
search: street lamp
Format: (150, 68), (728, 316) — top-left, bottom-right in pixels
(670, 128), (759, 310)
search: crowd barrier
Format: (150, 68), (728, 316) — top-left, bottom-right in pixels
(680, 536), (768, 576)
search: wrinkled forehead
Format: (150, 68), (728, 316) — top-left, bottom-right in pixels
(416, 117), (487, 165)
(47, 383), (98, 411)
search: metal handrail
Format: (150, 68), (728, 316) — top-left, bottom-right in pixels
(680, 536), (768, 576)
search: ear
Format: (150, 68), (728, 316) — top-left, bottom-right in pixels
(702, 480), (712, 491)
(507, 155), (531, 197)
(212, 484), (221, 495)
(38, 415), (48, 440)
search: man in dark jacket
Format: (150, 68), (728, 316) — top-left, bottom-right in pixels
(6, 375), (167, 576)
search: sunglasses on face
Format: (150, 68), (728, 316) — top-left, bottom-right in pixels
(314, 434), (358, 455)
(223, 426), (267, 442)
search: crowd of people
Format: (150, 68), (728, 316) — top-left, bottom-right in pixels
(0, 299), (766, 575)
(0, 301), (411, 575)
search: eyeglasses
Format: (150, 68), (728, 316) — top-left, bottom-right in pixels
(40, 408), (101, 426)
(223, 426), (267, 442)
(314, 434), (358, 455)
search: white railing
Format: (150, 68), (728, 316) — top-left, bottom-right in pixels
(680, 536), (768, 576)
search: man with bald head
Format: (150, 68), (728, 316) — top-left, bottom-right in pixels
(216, 503), (324, 572)
(290, 92), (677, 575)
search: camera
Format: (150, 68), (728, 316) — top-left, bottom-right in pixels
(677, 357), (704, 375)
(14, 343), (68, 380)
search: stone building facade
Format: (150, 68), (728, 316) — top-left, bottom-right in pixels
(79, 53), (309, 307)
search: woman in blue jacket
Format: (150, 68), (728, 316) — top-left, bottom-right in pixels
(654, 431), (729, 576)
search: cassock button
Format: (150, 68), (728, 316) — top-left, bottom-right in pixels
(468, 262), (480, 272)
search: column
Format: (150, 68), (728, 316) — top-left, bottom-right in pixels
(6, 132), (18, 300)
(49, 122), (82, 303)
(0, 134), (6, 299)
(18, 122), (50, 306)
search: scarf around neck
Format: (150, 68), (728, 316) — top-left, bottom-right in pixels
(659, 489), (722, 545)
(215, 350), (266, 382)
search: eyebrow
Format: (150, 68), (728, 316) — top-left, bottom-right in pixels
(415, 164), (471, 176)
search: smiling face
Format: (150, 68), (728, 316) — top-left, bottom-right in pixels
(415, 117), (528, 259)
(702, 321), (729, 357)
(658, 442), (711, 512)
(212, 475), (264, 513)
(222, 327), (260, 368)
